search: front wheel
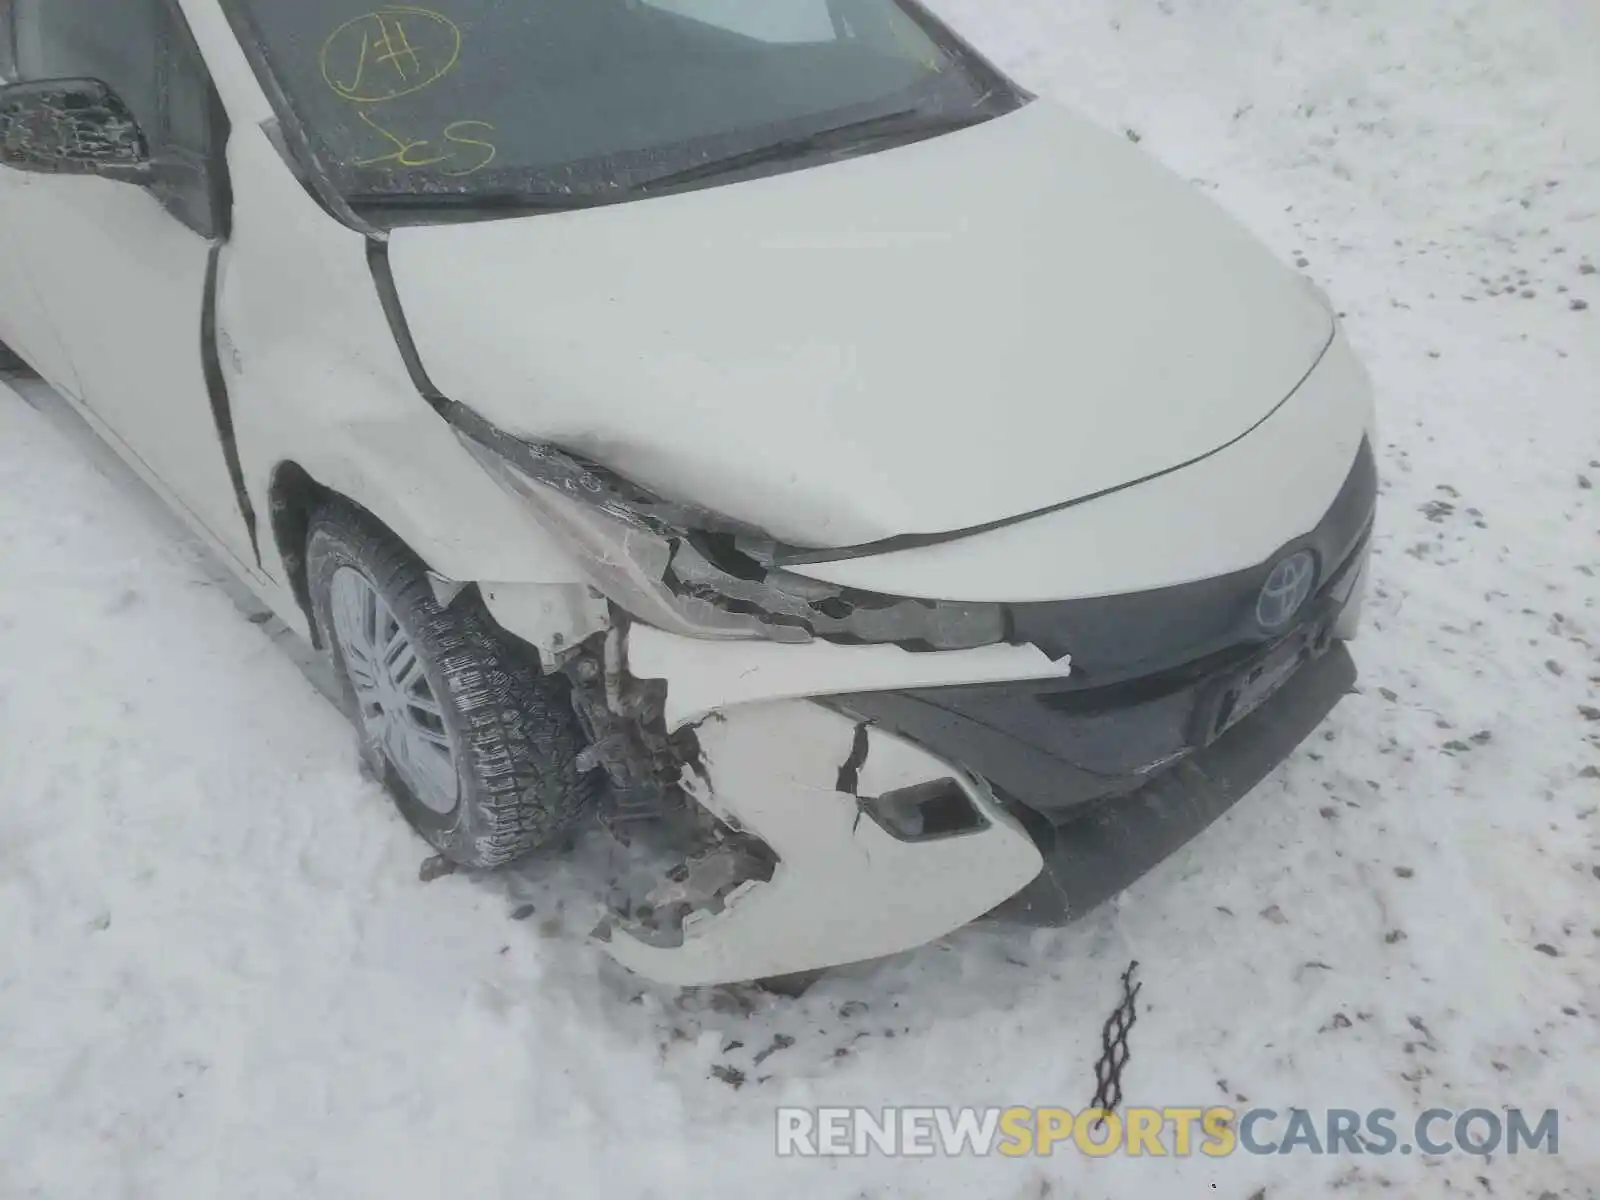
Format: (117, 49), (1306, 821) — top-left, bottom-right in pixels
(307, 500), (596, 868)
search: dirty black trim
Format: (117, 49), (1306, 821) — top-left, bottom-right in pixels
(200, 72), (233, 242)
(266, 462), (324, 646)
(366, 238), (449, 410)
(200, 243), (259, 564)
(186, 11), (257, 562)
(985, 642), (1357, 926)
(775, 323), (1340, 566)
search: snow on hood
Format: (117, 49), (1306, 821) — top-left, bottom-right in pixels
(388, 100), (1333, 549)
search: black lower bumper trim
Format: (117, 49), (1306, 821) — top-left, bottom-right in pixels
(985, 642), (1356, 926)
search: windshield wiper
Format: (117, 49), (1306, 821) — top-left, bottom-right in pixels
(636, 107), (989, 191)
(349, 189), (640, 215)
(344, 108), (990, 217)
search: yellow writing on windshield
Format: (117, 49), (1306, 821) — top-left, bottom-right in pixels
(352, 110), (497, 176)
(322, 8), (497, 176)
(440, 121), (496, 176)
(321, 8), (462, 103)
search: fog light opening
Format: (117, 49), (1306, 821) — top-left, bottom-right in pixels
(859, 779), (989, 843)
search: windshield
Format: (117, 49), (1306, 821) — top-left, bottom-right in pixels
(232, 0), (1023, 212)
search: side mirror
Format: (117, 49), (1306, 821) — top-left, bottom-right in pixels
(0, 79), (150, 179)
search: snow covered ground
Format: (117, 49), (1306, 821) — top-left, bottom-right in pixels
(2, 1), (1596, 1196)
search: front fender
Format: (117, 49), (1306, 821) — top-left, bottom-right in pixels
(216, 124), (582, 632)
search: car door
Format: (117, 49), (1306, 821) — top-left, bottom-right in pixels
(0, 212), (80, 393)
(2, 0), (255, 566)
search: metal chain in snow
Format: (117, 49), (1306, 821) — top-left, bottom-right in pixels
(1089, 960), (1142, 1123)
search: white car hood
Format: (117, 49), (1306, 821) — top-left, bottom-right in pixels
(388, 100), (1332, 549)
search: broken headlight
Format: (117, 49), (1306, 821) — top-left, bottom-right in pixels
(452, 407), (1009, 650)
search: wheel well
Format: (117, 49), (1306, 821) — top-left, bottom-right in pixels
(267, 461), (332, 647)
(0, 337), (33, 374)
(269, 463), (456, 650)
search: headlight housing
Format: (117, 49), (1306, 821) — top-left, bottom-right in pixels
(452, 408), (1009, 650)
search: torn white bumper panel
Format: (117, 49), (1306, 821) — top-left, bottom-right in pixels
(598, 699), (1043, 987)
(626, 625), (1072, 727)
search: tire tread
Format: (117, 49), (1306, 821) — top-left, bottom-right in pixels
(306, 499), (595, 867)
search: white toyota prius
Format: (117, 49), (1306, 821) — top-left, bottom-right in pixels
(0, 0), (1376, 985)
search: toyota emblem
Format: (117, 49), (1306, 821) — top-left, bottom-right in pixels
(1256, 551), (1317, 631)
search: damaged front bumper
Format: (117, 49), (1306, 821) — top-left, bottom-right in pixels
(479, 432), (1376, 985)
(596, 580), (1361, 985)
(592, 513), (1371, 984)
(595, 701), (1046, 986)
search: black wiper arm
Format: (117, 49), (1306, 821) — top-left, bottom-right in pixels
(637, 108), (986, 191)
(344, 108), (993, 217)
(349, 189), (637, 215)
